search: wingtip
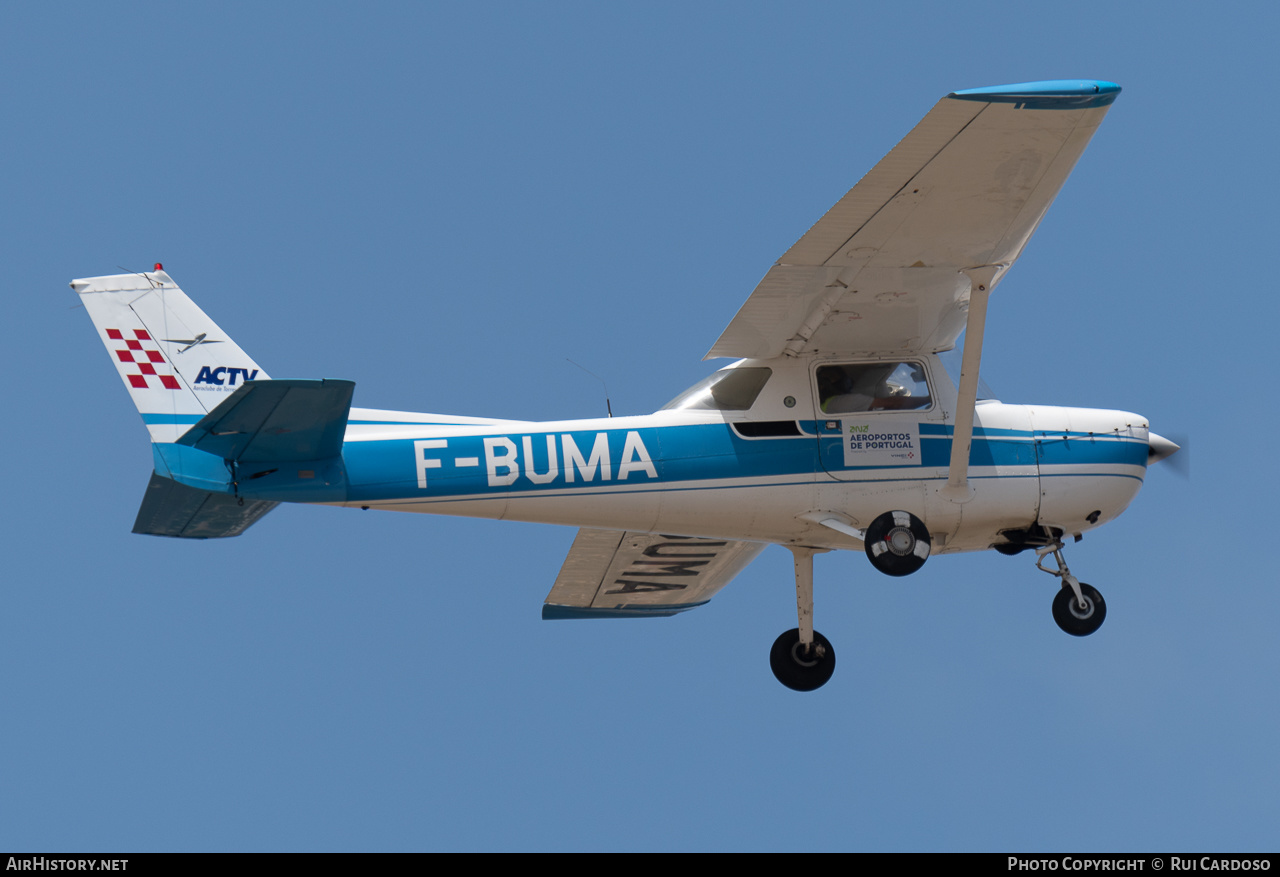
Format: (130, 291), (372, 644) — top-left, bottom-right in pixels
(541, 602), (704, 620)
(949, 79), (1121, 108)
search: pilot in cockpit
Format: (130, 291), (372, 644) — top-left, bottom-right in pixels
(818, 363), (929, 414)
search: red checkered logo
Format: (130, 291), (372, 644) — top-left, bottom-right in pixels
(106, 328), (182, 390)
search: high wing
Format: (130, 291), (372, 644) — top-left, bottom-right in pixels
(707, 80), (1121, 360)
(542, 529), (766, 619)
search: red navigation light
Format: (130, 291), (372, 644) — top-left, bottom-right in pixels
(154, 262), (164, 271)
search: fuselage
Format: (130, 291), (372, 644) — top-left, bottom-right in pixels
(180, 353), (1151, 555)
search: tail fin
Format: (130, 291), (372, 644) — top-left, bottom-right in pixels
(72, 267), (270, 444)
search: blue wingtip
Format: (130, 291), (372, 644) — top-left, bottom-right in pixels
(950, 80), (1120, 109)
(541, 602), (708, 620)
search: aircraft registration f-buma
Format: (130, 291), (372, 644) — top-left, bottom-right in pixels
(75, 79), (1177, 690)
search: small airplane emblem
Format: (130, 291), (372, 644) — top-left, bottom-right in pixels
(164, 333), (223, 354)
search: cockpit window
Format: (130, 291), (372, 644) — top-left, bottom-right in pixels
(662, 367), (773, 411)
(816, 362), (931, 414)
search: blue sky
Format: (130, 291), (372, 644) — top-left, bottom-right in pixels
(3, 1), (1277, 851)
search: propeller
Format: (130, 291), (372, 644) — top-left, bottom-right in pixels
(1148, 431), (1189, 478)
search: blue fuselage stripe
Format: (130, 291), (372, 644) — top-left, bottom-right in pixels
(141, 413), (204, 425)
(332, 422), (1146, 504)
(152, 416), (1146, 502)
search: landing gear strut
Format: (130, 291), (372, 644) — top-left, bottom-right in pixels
(770, 547), (835, 691)
(1036, 540), (1106, 636)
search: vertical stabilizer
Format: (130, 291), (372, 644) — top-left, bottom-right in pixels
(72, 268), (270, 443)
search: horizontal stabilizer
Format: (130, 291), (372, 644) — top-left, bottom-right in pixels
(178, 379), (355, 462)
(132, 472), (277, 539)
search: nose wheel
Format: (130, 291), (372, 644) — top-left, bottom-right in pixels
(1051, 582), (1106, 636)
(1036, 540), (1106, 637)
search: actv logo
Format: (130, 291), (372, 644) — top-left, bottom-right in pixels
(194, 366), (260, 386)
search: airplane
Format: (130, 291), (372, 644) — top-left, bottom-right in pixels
(163, 333), (221, 354)
(74, 79), (1179, 691)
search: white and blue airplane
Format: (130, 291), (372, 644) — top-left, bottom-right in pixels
(75, 79), (1177, 691)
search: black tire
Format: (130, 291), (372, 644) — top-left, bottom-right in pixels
(1052, 583), (1106, 636)
(769, 628), (836, 691)
(864, 510), (931, 576)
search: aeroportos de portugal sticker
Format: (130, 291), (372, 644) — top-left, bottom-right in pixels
(842, 420), (922, 467)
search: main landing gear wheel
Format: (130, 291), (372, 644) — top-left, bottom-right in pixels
(1052, 583), (1106, 636)
(864, 510), (931, 577)
(770, 628), (836, 692)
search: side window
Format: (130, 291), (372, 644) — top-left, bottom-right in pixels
(661, 367), (773, 411)
(816, 362), (931, 414)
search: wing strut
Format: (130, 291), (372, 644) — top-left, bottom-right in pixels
(942, 265), (1005, 501)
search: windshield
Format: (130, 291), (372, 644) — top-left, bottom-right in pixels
(938, 344), (998, 401)
(661, 367), (772, 411)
